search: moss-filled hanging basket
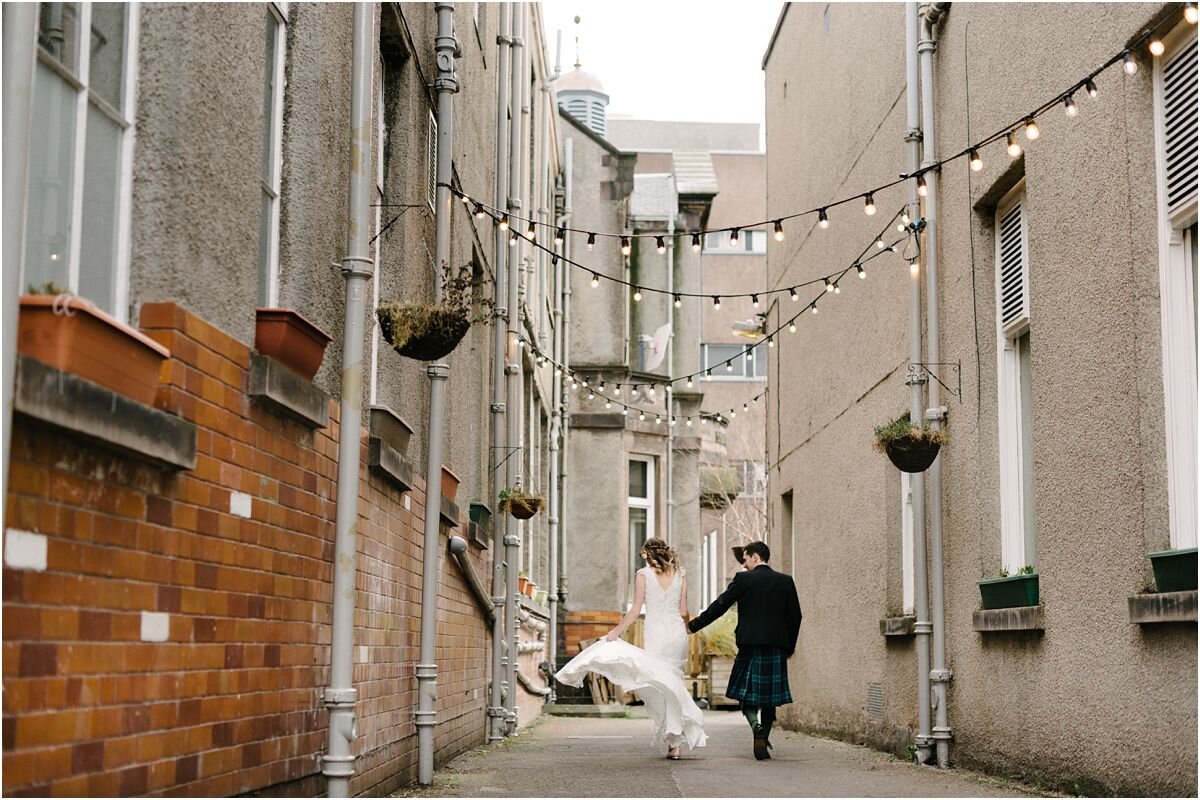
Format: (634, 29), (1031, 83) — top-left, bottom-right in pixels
(377, 301), (470, 361)
(884, 437), (943, 473)
(499, 492), (544, 520)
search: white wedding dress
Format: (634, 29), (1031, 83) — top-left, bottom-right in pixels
(556, 567), (707, 751)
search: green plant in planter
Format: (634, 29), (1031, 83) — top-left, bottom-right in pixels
(874, 412), (947, 473)
(499, 487), (544, 520)
(377, 261), (493, 361)
(1017, 565), (1034, 575)
(978, 566), (1039, 609)
(701, 608), (738, 657)
(26, 281), (69, 296)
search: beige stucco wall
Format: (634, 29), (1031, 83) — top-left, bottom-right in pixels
(765, 3), (1195, 795)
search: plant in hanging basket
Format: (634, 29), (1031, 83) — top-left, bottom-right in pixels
(498, 487), (544, 520)
(873, 412), (947, 473)
(376, 261), (492, 361)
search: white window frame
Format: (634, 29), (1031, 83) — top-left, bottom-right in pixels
(426, 110), (437, 211)
(702, 529), (718, 607)
(260, 1), (288, 308)
(628, 456), (656, 602)
(1153, 23), (1198, 550)
(994, 184), (1036, 573)
(901, 472), (915, 615)
(25, 2), (139, 322)
(701, 343), (765, 381)
(369, 54), (385, 405)
(703, 229), (767, 255)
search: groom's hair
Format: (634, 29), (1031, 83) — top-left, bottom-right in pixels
(744, 541), (770, 562)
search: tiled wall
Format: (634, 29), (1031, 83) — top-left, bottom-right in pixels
(3, 303), (492, 797)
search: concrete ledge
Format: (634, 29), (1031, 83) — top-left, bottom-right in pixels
(248, 354), (329, 429)
(519, 596), (551, 620)
(1128, 591), (1198, 624)
(542, 703), (630, 718)
(569, 412), (625, 429)
(14, 355), (196, 471)
(880, 616), (916, 637)
(440, 496), (460, 529)
(367, 404), (413, 454)
(972, 605), (1044, 632)
(367, 436), (414, 492)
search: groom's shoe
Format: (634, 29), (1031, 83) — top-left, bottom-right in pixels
(752, 726), (770, 761)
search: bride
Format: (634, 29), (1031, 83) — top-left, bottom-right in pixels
(555, 538), (707, 759)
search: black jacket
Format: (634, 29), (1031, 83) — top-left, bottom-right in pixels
(687, 565), (802, 655)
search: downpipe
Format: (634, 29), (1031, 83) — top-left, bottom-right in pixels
(487, 1), (512, 746)
(918, 0), (953, 770)
(904, 1), (934, 768)
(416, 2), (459, 786)
(323, 4), (374, 795)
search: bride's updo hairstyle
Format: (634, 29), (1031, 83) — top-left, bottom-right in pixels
(641, 537), (679, 574)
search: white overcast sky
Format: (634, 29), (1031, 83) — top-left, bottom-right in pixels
(539, 1), (784, 129)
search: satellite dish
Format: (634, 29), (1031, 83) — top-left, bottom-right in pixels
(644, 322), (672, 372)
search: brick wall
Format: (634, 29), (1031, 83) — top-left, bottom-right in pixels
(559, 610), (623, 657)
(3, 303), (493, 797)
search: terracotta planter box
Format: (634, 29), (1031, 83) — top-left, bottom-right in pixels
(517, 576), (530, 595)
(255, 308), (332, 381)
(441, 466), (461, 504)
(17, 295), (170, 406)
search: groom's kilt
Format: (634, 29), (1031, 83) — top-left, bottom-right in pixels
(725, 646), (792, 706)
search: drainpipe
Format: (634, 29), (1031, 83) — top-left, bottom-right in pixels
(2, 4), (37, 485)
(559, 136), (574, 639)
(323, 5), (374, 795)
(918, 0), (952, 769)
(415, 1), (459, 786)
(539, 86), (552, 350)
(488, 1), (512, 745)
(665, 210), (676, 544)
(904, 1), (934, 767)
(503, 2), (526, 733)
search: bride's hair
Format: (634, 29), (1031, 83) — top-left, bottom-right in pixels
(640, 537), (678, 574)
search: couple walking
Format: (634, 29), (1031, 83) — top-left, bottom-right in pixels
(556, 538), (803, 761)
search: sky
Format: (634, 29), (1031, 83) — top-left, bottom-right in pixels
(539, 1), (784, 129)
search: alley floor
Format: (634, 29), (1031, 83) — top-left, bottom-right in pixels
(394, 710), (1053, 797)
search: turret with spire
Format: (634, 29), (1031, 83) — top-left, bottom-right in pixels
(552, 16), (610, 137)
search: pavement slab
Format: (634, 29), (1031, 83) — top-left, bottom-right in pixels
(393, 709), (1053, 797)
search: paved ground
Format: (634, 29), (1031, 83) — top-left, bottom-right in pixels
(394, 710), (1052, 797)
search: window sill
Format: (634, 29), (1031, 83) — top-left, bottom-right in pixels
(367, 436), (414, 493)
(1128, 591), (1197, 624)
(879, 615), (916, 637)
(248, 354), (329, 429)
(14, 355), (196, 471)
(440, 496), (460, 529)
(972, 605), (1044, 632)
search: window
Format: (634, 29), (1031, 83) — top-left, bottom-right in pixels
(259, 2), (287, 307)
(737, 460), (766, 498)
(369, 54), (385, 404)
(994, 186), (1036, 573)
(628, 457), (655, 602)
(1154, 23), (1198, 550)
(701, 343), (765, 380)
(426, 111), (437, 210)
(779, 491), (794, 575)
(703, 229), (767, 255)
(701, 529), (717, 607)
(900, 473), (915, 615)
(23, 3), (138, 321)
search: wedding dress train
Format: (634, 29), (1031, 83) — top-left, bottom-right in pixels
(555, 567), (707, 751)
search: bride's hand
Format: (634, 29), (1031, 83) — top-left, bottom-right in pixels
(604, 630), (620, 642)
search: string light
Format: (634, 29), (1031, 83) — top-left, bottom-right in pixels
(655, 415), (662, 425)
(790, 287), (798, 302)
(864, 193), (876, 216)
(910, 260), (920, 275)
(1063, 93), (1077, 117)
(555, 227), (565, 245)
(1024, 117), (1040, 141)
(752, 294), (760, 308)
(916, 175), (928, 197)
(474, 202), (486, 219)
(901, 210), (911, 225)
(811, 302), (819, 315)
(824, 278), (834, 292)
(969, 148), (983, 171)
(767, 335), (775, 348)
(591, 272), (600, 288)
(712, 296), (721, 310)
(656, 236), (666, 254)
(633, 286), (642, 302)
(833, 282), (841, 294)
(692, 233), (701, 252)
(856, 264), (866, 279)
(509, 229), (519, 246)
(498, 213), (510, 231)
(686, 377), (693, 388)
(818, 208), (830, 229)
(1122, 50), (1137, 75)
(686, 418), (693, 427)
(1148, 37), (1165, 56)
(620, 236), (631, 256)
(1007, 131), (1022, 158)
(788, 321), (796, 333)
(1085, 78), (1098, 98)
(773, 220), (784, 241)
(527, 220), (537, 240)
(1185, 3), (1197, 24)
(729, 228), (741, 247)
(726, 361), (734, 372)
(743, 403), (749, 412)
(876, 236), (886, 249)
(674, 293), (682, 308)
(587, 232), (596, 251)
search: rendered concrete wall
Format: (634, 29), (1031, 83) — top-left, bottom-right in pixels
(764, 3), (1195, 795)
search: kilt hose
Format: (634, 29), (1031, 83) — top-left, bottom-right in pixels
(724, 645), (792, 707)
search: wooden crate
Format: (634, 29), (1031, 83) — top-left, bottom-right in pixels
(708, 654), (739, 708)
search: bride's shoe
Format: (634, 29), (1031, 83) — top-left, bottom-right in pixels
(666, 746), (681, 760)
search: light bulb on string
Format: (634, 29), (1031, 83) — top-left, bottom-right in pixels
(729, 410), (737, 419)
(1024, 117), (1040, 140)
(712, 296), (721, 311)
(674, 294), (682, 308)
(648, 385), (656, 397)
(638, 412), (646, 421)
(587, 390), (594, 400)
(898, 222), (907, 233)
(613, 385), (621, 397)
(1007, 131), (1022, 158)
(1185, 3), (1197, 23)
(864, 193), (876, 216)
(591, 272), (600, 288)
(692, 233), (701, 252)
(686, 418), (693, 427)
(743, 403), (749, 413)
(788, 321), (796, 333)
(555, 227), (565, 245)
(686, 376), (694, 388)
(1063, 93), (1077, 117)
(752, 294), (760, 308)
(876, 236), (886, 249)
(824, 278), (834, 292)
(811, 302), (819, 315)
(620, 236), (631, 256)
(969, 148), (983, 171)
(767, 335), (775, 348)
(587, 232), (596, 251)
(633, 287), (642, 302)
(655, 415), (662, 425)
(656, 236), (666, 254)
(498, 213), (510, 231)
(1085, 78), (1098, 98)
(856, 264), (866, 279)
(459, 192), (471, 205)
(509, 229), (519, 247)
(1149, 37), (1165, 56)
(773, 220), (784, 241)
(605, 400), (612, 409)
(910, 260), (920, 275)
(789, 287), (798, 302)
(833, 282), (841, 294)
(1122, 50), (1137, 75)
(729, 228), (740, 247)
(746, 348), (754, 362)
(818, 208), (830, 229)
(621, 408), (628, 416)
(526, 220), (537, 240)
(473, 202), (486, 219)
(726, 361), (734, 372)
(901, 210), (911, 225)
(916, 175), (928, 197)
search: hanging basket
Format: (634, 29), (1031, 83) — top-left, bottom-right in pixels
(377, 301), (470, 361)
(500, 494), (544, 520)
(884, 436), (942, 473)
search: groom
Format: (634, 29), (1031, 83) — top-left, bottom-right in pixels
(687, 541), (802, 760)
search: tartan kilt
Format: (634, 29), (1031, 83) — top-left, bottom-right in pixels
(725, 646), (792, 706)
